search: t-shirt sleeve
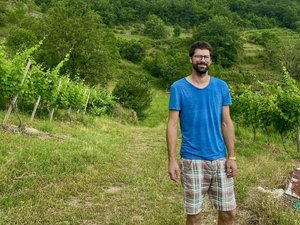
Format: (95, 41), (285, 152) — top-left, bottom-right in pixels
(222, 82), (232, 106)
(168, 85), (181, 110)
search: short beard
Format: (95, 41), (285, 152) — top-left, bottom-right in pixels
(192, 63), (209, 77)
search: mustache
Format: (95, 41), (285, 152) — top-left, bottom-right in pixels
(197, 63), (208, 66)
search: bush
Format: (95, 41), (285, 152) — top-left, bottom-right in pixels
(131, 23), (144, 35)
(113, 71), (152, 119)
(160, 51), (191, 89)
(142, 52), (166, 78)
(118, 39), (146, 63)
(142, 50), (190, 89)
(87, 89), (116, 116)
(144, 15), (169, 39)
(0, 13), (7, 27)
(5, 28), (37, 55)
(246, 31), (279, 47)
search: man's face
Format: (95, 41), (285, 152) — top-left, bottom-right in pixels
(190, 49), (211, 76)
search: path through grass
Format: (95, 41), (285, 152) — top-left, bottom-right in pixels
(0, 115), (300, 224)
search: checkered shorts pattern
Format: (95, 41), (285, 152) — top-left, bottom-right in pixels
(180, 158), (236, 215)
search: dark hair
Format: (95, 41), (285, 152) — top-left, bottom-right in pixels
(189, 41), (213, 57)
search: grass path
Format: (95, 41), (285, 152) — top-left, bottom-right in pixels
(1, 117), (300, 224)
(0, 119), (185, 224)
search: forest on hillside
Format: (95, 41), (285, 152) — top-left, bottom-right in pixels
(1, 0), (300, 84)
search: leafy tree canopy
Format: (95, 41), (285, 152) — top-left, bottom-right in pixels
(192, 16), (242, 68)
(144, 15), (169, 39)
(35, 0), (120, 86)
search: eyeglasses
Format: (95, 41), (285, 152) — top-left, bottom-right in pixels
(193, 55), (211, 60)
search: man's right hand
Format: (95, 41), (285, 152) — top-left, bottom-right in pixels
(168, 160), (180, 183)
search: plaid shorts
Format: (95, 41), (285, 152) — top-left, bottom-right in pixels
(180, 158), (236, 215)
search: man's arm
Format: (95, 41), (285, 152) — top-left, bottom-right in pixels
(166, 110), (180, 183)
(221, 106), (237, 177)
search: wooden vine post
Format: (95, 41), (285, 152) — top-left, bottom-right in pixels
(49, 80), (62, 122)
(30, 95), (41, 122)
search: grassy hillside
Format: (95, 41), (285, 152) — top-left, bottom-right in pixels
(1, 98), (300, 225)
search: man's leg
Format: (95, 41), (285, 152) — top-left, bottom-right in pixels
(186, 212), (202, 225)
(218, 209), (236, 225)
(181, 159), (211, 223)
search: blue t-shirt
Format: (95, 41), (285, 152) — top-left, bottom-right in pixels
(168, 76), (232, 160)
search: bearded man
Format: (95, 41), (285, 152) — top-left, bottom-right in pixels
(166, 41), (237, 225)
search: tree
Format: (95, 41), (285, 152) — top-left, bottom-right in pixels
(144, 14), (169, 39)
(89, 0), (117, 26)
(113, 70), (152, 119)
(35, 0), (119, 86)
(192, 16), (242, 67)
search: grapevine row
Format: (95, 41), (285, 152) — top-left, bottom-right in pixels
(0, 44), (115, 125)
(231, 67), (300, 151)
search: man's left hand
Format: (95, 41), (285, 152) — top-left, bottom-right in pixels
(226, 159), (237, 178)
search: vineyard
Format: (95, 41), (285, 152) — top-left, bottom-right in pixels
(0, 44), (115, 126)
(1, 42), (300, 152)
(231, 68), (300, 151)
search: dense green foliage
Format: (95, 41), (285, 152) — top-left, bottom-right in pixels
(5, 28), (37, 55)
(0, 45), (115, 121)
(192, 16), (242, 67)
(3, 0), (120, 86)
(232, 68), (300, 147)
(118, 38), (146, 63)
(113, 70), (152, 119)
(37, 0), (119, 85)
(29, 0), (300, 30)
(144, 14), (169, 39)
(228, 0), (300, 29)
(143, 50), (191, 89)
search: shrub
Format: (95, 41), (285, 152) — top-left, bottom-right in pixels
(143, 50), (190, 89)
(118, 39), (146, 63)
(144, 15), (169, 39)
(160, 52), (190, 89)
(113, 71), (152, 119)
(142, 52), (166, 78)
(87, 89), (116, 116)
(5, 28), (37, 55)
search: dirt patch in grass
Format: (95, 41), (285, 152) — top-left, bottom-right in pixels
(1, 124), (69, 140)
(105, 186), (122, 194)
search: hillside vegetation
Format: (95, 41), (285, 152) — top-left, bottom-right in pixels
(1, 0), (300, 224)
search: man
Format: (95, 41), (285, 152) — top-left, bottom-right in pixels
(166, 41), (237, 225)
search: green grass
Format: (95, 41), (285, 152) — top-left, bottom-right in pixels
(140, 88), (169, 127)
(1, 104), (300, 225)
(0, 109), (184, 224)
(243, 42), (265, 57)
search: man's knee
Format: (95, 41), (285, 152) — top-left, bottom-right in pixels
(186, 212), (201, 225)
(219, 209), (237, 221)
